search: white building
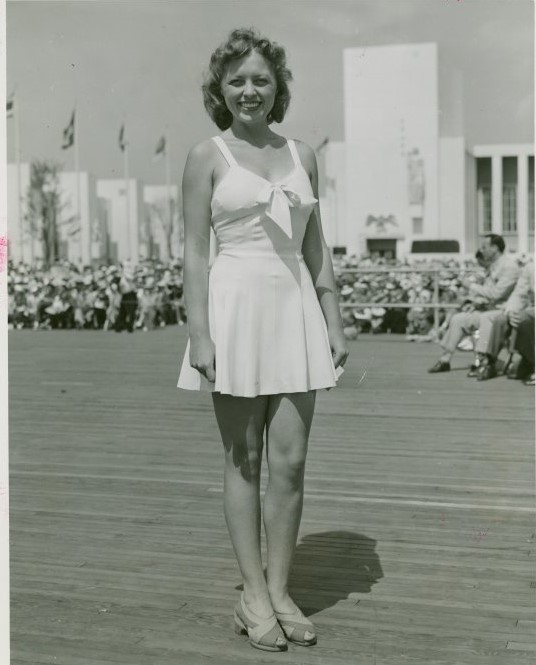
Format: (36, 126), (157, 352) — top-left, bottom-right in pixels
(467, 144), (534, 255)
(143, 185), (182, 261)
(340, 43), (440, 256)
(325, 42), (534, 258)
(58, 171), (98, 265)
(7, 163), (99, 265)
(6, 162), (31, 263)
(95, 178), (144, 263)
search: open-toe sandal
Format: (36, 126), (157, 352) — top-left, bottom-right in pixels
(234, 593), (288, 652)
(274, 606), (317, 646)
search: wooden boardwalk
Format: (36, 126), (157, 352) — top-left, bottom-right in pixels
(8, 328), (535, 665)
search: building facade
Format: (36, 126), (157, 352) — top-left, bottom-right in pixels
(341, 42), (440, 257)
(324, 42), (534, 258)
(6, 42), (533, 264)
(466, 144), (534, 256)
(143, 185), (182, 261)
(95, 178), (144, 263)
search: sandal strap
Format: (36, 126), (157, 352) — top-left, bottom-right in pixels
(274, 609), (315, 641)
(236, 596), (285, 646)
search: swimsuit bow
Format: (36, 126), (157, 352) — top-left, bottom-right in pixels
(256, 183), (317, 238)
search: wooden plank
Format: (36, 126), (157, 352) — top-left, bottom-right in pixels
(8, 330), (536, 663)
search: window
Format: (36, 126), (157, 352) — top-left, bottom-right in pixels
(412, 217), (423, 234)
(477, 186), (492, 233)
(411, 240), (460, 253)
(332, 246), (347, 256)
(476, 158), (492, 233)
(502, 185), (517, 232)
(502, 156), (517, 233)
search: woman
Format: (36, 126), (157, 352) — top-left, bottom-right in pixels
(177, 28), (348, 652)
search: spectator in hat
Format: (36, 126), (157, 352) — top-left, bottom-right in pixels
(135, 279), (159, 331)
(104, 282), (121, 331)
(115, 262), (138, 333)
(92, 287), (109, 329)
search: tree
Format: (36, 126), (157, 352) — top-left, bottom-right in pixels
(24, 160), (78, 267)
(147, 194), (183, 261)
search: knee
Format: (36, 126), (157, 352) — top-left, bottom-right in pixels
(225, 441), (262, 481)
(269, 445), (307, 489)
(448, 312), (465, 330)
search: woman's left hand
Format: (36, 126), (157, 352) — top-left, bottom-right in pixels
(329, 328), (349, 369)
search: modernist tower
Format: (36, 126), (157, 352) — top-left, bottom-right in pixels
(342, 43), (440, 256)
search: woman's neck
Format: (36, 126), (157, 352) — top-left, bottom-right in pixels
(227, 121), (279, 147)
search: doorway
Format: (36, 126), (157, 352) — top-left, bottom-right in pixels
(366, 238), (397, 259)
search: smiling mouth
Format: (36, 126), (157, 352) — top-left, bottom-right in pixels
(239, 101), (262, 111)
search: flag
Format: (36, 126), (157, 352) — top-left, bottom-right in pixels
(315, 137), (329, 153)
(62, 110), (75, 150)
(119, 123), (127, 152)
(6, 93), (15, 119)
(154, 136), (166, 161)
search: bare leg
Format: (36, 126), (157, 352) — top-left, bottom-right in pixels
(263, 391), (316, 613)
(211, 392), (273, 618)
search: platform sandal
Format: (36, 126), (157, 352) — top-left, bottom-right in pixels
(274, 606), (317, 646)
(233, 592), (288, 652)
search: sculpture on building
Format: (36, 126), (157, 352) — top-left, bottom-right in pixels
(366, 214), (398, 234)
(407, 147), (425, 205)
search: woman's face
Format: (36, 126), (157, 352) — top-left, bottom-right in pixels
(221, 50), (277, 126)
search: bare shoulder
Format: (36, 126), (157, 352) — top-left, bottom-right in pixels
(186, 138), (218, 167)
(183, 138), (219, 187)
(292, 139), (317, 175)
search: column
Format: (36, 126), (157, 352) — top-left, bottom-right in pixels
(517, 154), (529, 254)
(491, 154), (503, 235)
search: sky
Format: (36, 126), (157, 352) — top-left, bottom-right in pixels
(5, 0), (535, 186)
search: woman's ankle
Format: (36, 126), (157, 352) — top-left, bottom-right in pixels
(242, 585), (272, 606)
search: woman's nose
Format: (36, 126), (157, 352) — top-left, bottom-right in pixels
(243, 80), (256, 96)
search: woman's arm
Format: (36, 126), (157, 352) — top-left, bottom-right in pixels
(298, 141), (349, 369)
(182, 140), (217, 381)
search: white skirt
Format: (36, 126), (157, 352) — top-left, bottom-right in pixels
(177, 253), (341, 397)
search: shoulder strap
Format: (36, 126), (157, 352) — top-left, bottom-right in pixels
(212, 136), (237, 166)
(287, 139), (301, 168)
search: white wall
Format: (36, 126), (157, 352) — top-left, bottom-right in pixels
(324, 142), (348, 250)
(438, 137), (466, 253)
(96, 179), (142, 263)
(7, 163), (31, 263)
(143, 185), (181, 261)
(59, 171), (96, 265)
(343, 43), (440, 254)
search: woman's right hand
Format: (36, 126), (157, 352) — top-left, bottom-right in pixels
(189, 336), (216, 383)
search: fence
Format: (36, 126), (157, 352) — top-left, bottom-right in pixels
(335, 266), (479, 330)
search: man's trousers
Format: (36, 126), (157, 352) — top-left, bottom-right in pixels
(441, 310), (506, 356)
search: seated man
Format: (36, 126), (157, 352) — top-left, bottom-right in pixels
(428, 234), (519, 374)
(472, 261), (534, 380)
(512, 307), (535, 385)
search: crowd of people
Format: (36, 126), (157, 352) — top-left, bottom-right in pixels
(7, 254), (488, 335)
(6, 247), (534, 386)
(332, 253), (492, 339)
(7, 258), (186, 333)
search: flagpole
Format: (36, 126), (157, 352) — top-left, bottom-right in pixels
(124, 136), (131, 261)
(13, 91), (24, 264)
(73, 103), (82, 265)
(164, 131), (172, 260)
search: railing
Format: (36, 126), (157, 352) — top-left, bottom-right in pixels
(334, 266), (480, 330)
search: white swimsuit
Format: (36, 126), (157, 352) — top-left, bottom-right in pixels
(177, 136), (339, 397)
